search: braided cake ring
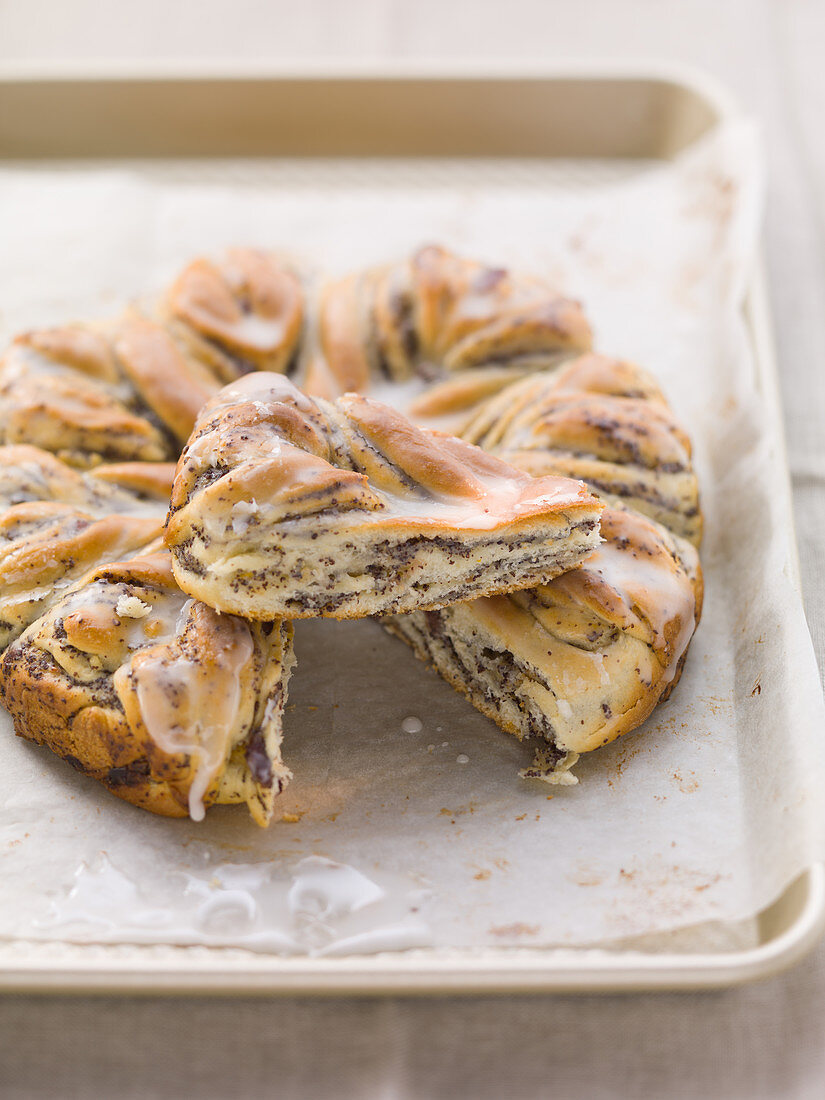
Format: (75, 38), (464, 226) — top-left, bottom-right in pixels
(0, 244), (702, 812)
(165, 373), (603, 619)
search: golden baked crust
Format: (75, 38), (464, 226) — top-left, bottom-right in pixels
(0, 445), (174, 649)
(304, 244), (592, 401)
(0, 550), (294, 823)
(0, 444), (175, 512)
(162, 248), (305, 380)
(166, 373), (603, 619)
(0, 250), (304, 467)
(461, 354), (702, 545)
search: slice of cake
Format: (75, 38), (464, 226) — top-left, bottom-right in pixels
(165, 373), (603, 620)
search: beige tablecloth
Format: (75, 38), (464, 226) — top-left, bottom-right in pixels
(1, 1), (824, 1096)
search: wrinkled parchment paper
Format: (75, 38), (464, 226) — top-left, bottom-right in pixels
(1, 122), (824, 955)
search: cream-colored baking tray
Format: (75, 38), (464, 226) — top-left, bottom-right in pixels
(0, 62), (822, 994)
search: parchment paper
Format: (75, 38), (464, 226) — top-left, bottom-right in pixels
(1, 121), (823, 952)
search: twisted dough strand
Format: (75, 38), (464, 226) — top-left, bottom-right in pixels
(0, 549), (294, 823)
(0, 250), (304, 467)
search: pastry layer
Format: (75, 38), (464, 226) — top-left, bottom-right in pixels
(166, 373), (603, 619)
(0, 446), (175, 649)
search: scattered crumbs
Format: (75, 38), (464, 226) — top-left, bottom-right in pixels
(456, 754), (469, 765)
(489, 923), (540, 938)
(546, 794), (554, 800)
(401, 716), (423, 734)
(115, 595), (150, 619)
(694, 875), (722, 893)
(307, 706), (318, 712)
(515, 813), (527, 821)
(672, 770), (700, 794)
(324, 812), (339, 823)
(574, 872), (603, 887)
(534, 814), (540, 821)
(436, 726), (443, 732)
(426, 744), (435, 753)
(439, 808), (452, 816)
(281, 811), (305, 824)
(750, 677), (762, 696)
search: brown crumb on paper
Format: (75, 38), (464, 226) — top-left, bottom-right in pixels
(672, 770), (700, 795)
(694, 875), (722, 893)
(489, 923), (540, 938)
(281, 811), (305, 824)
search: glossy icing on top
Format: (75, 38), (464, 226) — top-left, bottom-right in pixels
(130, 607), (254, 820)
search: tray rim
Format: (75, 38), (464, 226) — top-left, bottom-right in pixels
(0, 56), (743, 89)
(0, 58), (738, 162)
(0, 61), (821, 995)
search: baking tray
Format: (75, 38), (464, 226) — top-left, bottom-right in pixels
(0, 62), (822, 994)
